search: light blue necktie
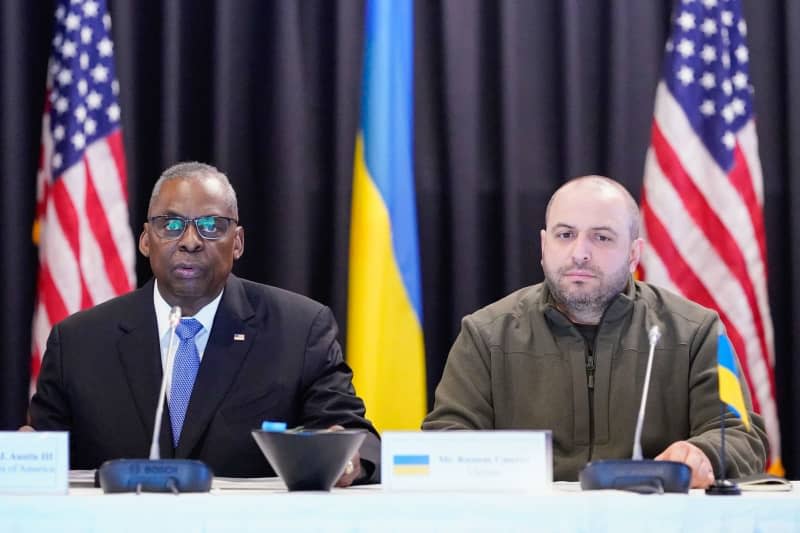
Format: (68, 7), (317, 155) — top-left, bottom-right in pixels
(169, 318), (203, 447)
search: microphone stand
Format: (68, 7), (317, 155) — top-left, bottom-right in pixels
(705, 403), (741, 495)
(149, 307), (181, 460)
(97, 306), (213, 494)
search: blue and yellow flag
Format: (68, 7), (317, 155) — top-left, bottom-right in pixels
(347, 0), (426, 431)
(392, 454), (430, 476)
(717, 330), (751, 431)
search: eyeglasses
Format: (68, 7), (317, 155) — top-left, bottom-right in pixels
(148, 215), (238, 241)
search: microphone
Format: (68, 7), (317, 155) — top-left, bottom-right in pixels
(98, 306), (213, 493)
(579, 325), (691, 494)
(149, 305), (182, 460)
(631, 326), (661, 461)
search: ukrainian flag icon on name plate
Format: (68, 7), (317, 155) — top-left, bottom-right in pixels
(393, 455), (430, 476)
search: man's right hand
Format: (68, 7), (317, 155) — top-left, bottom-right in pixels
(654, 440), (715, 488)
(18, 425), (35, 431)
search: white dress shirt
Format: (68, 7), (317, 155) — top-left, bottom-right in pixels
(153, 280), (223, 375)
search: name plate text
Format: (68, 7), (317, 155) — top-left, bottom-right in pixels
(382, 431), (552, 492)
(0, 432), (68, 494)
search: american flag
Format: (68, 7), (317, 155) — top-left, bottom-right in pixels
(640, 0), (781, 473)
(31, 0), (136, 387)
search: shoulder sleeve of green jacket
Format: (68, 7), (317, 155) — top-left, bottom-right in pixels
(422, 315), (494, 430)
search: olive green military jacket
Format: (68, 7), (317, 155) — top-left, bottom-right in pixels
(423, 279), (768, 481)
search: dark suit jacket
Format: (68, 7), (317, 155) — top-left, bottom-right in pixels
(30, 275), (380, 482)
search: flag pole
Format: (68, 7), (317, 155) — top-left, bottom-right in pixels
(706, 391), (741, 495)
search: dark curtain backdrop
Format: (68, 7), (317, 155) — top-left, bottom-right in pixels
(2, 0), (798, 476)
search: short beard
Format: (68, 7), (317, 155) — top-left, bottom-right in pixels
(544, 263), (631, 324)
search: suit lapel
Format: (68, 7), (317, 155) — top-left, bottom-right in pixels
(175, 276), (257, 457)
(116, 279), (173, 456)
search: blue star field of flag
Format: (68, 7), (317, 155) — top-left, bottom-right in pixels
(46, 0), (121, 176)
(663, 0), (753, 172)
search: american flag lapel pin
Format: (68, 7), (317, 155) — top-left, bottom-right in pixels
(233, 333), (245, 342)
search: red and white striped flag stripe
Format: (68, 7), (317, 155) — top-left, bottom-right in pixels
(31, 0), (136, 389)
(641, 0), (781, 473)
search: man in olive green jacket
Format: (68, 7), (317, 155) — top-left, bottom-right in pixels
(423, 176), (768, 488)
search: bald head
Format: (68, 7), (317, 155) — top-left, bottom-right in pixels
(545, 176), (640, 241)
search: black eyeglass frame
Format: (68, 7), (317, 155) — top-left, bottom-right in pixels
(147, 215), (239, 241)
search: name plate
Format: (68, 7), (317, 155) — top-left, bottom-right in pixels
(381, 431), (552, 492)
(0, 432), (69, 494)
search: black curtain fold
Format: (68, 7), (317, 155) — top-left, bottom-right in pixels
(1, 0), (798, 477)
(0, 0), (52, 429)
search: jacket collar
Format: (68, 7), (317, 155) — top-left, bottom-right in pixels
(116, 278), (167, 455)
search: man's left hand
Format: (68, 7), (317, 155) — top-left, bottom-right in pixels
(654, 440), (714, 489)
(334, 449), (361, 487)
(326, 424), (362, 487)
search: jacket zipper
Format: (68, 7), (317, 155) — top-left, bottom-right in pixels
(584, 311), (609, 464)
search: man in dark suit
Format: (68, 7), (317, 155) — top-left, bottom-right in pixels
(28, 161), (379, 485)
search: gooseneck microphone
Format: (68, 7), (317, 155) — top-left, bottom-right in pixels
(631, 326), (661, 461)
(97, 306), (213, 494)
(150, 305), (182, 460)
(579, 325), (691, 494)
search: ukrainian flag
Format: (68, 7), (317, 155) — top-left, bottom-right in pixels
(393, 454), (430, 476)
(347, 0), (426, 431)
(717, 330), (751, 431)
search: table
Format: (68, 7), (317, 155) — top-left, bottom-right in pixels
(1, 479), (798, 532)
